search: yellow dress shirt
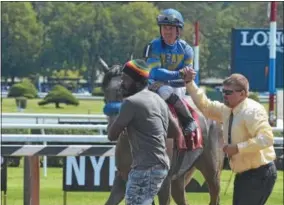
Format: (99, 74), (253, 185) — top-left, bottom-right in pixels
(186, 81), (276, 173)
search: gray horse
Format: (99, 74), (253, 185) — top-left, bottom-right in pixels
(100, 60), (224, 205)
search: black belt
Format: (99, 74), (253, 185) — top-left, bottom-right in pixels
(239, 162), (274, 175)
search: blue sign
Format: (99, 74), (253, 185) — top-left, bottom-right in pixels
(231, 28), (283, 92)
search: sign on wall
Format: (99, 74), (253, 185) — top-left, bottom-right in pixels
(231, 28), (283, 92)
(63, 156), (116, 192)
(62, 156), (209, 193)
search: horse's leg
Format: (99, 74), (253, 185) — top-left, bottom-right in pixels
(154, 139), (172, 205)
(105, 174), (126, 205)
(183, 166), (197, 189)
(171, 168), (195, 205)
(157, 175), (171, 205)
(195, 156), (222, 205)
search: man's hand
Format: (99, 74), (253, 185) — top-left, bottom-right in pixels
(223, 144), (239, 157)
(180, 67), (196, 83)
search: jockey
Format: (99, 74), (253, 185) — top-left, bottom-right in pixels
(144, 8), (198, 137)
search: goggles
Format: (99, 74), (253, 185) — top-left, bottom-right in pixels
(157, 14), (180, 24)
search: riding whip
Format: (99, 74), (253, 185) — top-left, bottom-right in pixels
(224, 171), (234, 195)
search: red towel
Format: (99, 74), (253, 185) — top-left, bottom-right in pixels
(168, 100), (203, 151)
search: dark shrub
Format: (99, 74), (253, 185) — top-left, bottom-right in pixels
(38, 85), (79, 108)
(8, 78), (38, 99)
(8, 78), (38, 110)
(92, 87), (104, 96)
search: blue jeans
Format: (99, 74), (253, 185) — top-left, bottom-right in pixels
(125, 164), (168, 205)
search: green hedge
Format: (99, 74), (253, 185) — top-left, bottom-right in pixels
(38, 85), (79, 108)
(92, 87), (104, 96)
(8, 78), (38, 99)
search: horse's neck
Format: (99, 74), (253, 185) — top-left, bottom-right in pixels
(117, 132), (131, 149)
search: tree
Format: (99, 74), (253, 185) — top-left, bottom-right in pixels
(109, 2), (160, 62)
(1, 2), (43, 81)
(36, 2), (117, 90)
(38, 85), (79, 108)
(3, 2), (283, 82)
(8, 78), (38, 99)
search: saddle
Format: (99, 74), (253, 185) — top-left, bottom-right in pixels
(168, 99), (204, 179)
(168, 99), (203, 151)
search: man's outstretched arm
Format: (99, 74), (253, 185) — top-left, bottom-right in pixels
(108, 99), (134, 141)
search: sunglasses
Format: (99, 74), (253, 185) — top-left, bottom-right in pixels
(222, 89), (243, 96)
(157, 14), (180, 24)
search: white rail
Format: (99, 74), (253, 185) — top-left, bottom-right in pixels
(2, 113), (108, 125)
(2, 123), (107, 136)
(1, 134), (112, 143)
(1, 134), (281, 145)
(2, 123), (107, 130)
(2, 122), (281, 134)
(3, 112), (282, 130)
(274, 137), (284, 145)
(2, 113), (106, 119)
(272, 127), (284, 132)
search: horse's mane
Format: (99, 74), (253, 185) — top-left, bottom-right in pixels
(101, 64), (123, 92)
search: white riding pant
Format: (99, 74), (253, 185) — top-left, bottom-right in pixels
(157, 85), (186, 101)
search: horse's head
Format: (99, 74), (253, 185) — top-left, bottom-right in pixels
(100, 58), (132, 179)
(100, 57), (123, 125)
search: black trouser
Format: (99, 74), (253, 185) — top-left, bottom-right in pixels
(233, 162), (277, 205)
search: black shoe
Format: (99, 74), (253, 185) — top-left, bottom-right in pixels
(183, 120), (198, 136)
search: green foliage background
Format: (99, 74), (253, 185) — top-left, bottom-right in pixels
(1, 2), (284, 88)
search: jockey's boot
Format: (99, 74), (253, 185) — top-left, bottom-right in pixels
(167, 93), (198, 136)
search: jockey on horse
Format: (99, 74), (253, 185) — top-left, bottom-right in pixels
(144, 8), (203, 178)
(144, 8), (198, 137)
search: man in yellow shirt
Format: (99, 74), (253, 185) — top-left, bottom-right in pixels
(180, 68), (277, 205)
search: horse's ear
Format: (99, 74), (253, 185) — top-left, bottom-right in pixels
(125, 54), (133, 62)
(98, 56), (109, 73)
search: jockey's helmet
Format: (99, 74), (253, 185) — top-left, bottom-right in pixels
(157, 8), (184, 29)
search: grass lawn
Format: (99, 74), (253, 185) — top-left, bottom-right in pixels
(1, 98), (271, 115)
(1, 98), (282, 205)
(3, 167), (283, 205)
(1, 98), (104, 114)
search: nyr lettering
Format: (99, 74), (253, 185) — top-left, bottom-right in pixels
(65, 156), (116, 187)
(240, 31), (284, 53)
